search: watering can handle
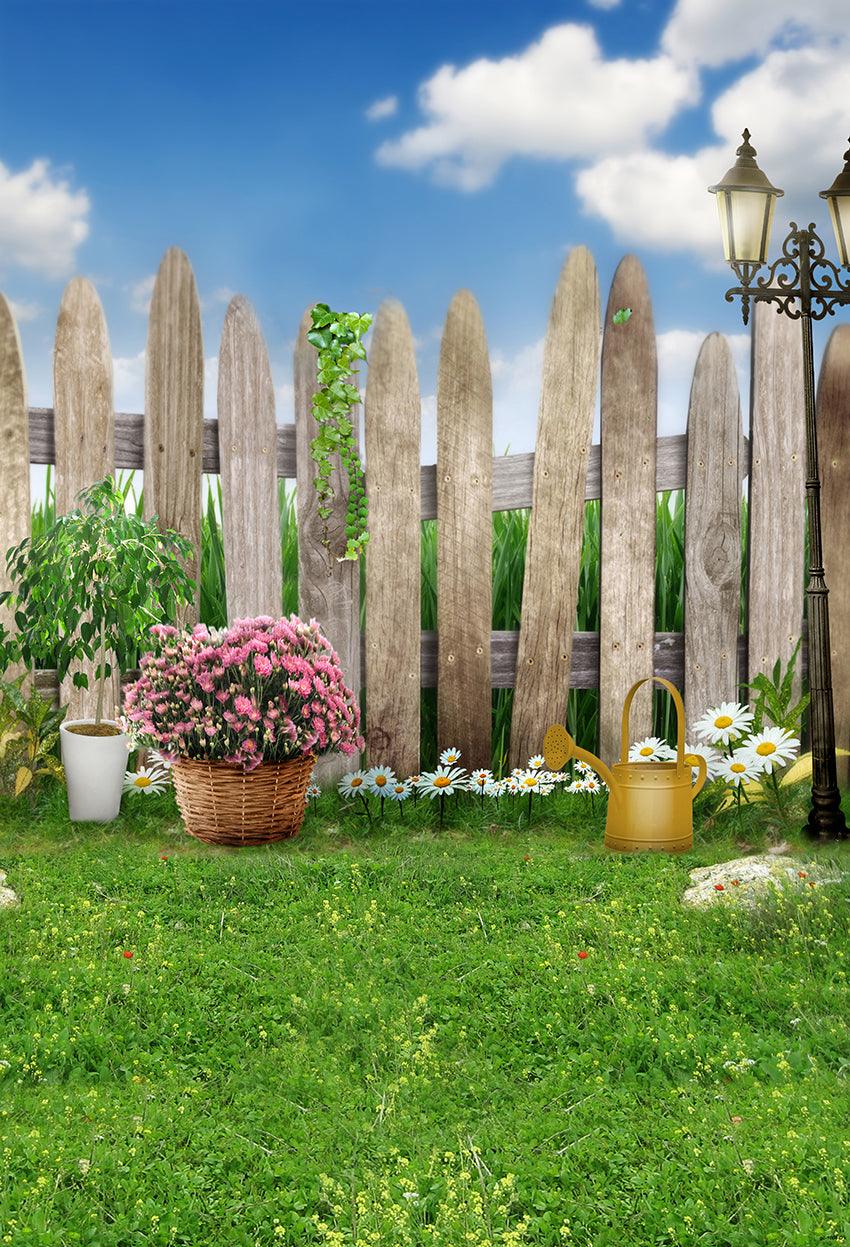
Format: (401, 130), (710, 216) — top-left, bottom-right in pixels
(620, 677), (686, 766)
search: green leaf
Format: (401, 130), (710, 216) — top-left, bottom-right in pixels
(612, 307), (632, 325)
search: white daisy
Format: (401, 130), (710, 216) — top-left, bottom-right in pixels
(306, 783), (322, 801)
(483, 780), (502, 797)
(527, 755), (545, 771)
(692, 702), (754, 747)
(741, 727), (800, 774)
(581, 775), (604, 795)
(366, 765), (396, 794)
(717, 755), (761, 787)
(417, 766), (467, 798)
(682, 742), (722, 779)
(339, 770), (370, 799)
(574, 759), (593, 775)
(469, 768), (494, 790)
(439, 747), (462, 766)
(516, 770), (548, 794)
(123, 767), (167, 796)
(629, 736), (676, 762)
(387, 780), (411, 802)
(566, 779), (584, 793)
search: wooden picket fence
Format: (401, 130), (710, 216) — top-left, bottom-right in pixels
(1, 245), (849, 783)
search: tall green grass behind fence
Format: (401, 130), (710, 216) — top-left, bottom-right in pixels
(29, 472), (751, 769)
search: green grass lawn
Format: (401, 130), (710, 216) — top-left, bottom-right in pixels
(1, 788), (849, 1247)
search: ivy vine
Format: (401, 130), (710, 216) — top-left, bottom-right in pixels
(307, 304), (372, 561)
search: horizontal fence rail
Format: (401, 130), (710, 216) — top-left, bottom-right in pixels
(27, 407), (752, 514)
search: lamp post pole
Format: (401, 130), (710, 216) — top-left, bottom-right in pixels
(711, 134), (850, 840)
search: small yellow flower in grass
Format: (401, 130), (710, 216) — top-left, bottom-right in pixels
(123, 767), (167, 796)
(693, 701), (754, 746)
(742, 727), (800, 774)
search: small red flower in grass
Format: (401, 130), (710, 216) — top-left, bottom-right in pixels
(159, 855), (169, 861)
(577, 950), (589, 960)
(523, 854), (532, 863)
(731, 879), (741, 887)
(123, 950), (134, 959)
(714, 883), (725, 891)
(798, 871), (808, 879)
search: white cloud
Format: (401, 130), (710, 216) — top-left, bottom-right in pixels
(128, 274), (155, 314)
(375, 24), (695, 190)
(365, 95), (398, 121)
(0, 158), (89, 278)
(578, 43), (850, 259)
(7, 298), (41, 323)
(657, 329), (749, 435)
(587, 0), (621, 8)
(114, 350), (218, 418)
(663, 0), (848, 68)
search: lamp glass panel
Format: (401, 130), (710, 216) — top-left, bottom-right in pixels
(827, 195), (850, 267)
(727, 188), (773, 263)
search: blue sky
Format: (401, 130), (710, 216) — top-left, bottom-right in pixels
(1, 0), (848, 459)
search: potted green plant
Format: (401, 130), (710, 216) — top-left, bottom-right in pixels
(0, 476), (195, 822)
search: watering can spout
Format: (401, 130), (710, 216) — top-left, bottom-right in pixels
(543, 724), (617, 794)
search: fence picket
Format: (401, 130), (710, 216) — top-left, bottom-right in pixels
(53, 277), (118, 718)
(747, 302), (806, 693)
(684, 333), (742, 725)
(818, 323), (850, 787)
(145, 247), (203, 622)
(511, 247), (600, 768)
(217, 296), (281, 620)
(599, 255), (657, 761)
(0, 294), (30, 661)
(294, 309), (361, 782)
(364, 300), (421, 774)
(436, 291), (493, 768)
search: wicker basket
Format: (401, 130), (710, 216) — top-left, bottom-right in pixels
(172, 754), (316, 847)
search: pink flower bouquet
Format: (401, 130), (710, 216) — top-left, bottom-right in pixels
(123, 615), (363, 772)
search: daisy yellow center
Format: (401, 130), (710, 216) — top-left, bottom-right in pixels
(350, 778), (363, 788)
(433, 776), (452, 788)
(714, 715), (733, 729)
(756, 742), (776, 756)
(523, 778), (538, 788)
(639, 746), (654, 757)
(730, 762), (747, 773)
(374, 776), (388, 787)
(134, 776), (152, 788)
(394, 786), (405, 793)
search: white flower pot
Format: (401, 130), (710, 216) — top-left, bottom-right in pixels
(60, 720), (129, 822)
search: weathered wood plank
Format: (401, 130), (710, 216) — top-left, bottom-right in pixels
(217, 295), (282, 620)
(364, 300), (421, 773)
(294, 308), (361, 782)
(684, 333), (742, 725)
(436, 291), (493, 768)
(818, 323), (850, 788)
(748, 302), (806, 692)
(0, 294), (30, 663)
(510, 247), (600, 767)
(599, 255), (657, 760)
(144, 247), (203, 621)
(53, 277), (117, 719)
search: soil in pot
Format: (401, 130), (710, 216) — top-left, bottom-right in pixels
(65, 723), (122, 737)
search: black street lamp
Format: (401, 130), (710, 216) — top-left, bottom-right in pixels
(710, 130), (850, 841)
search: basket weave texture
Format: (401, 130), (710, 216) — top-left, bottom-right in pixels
(172, 754), (316, 847)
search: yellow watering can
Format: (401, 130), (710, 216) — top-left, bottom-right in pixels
(544, 677), (708, 853)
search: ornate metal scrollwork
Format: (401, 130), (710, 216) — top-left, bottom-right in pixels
(724, 223), (850, 324)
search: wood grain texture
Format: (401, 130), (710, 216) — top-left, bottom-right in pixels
(818, 324), (850, 787)
(599, 255), (657, 760)
(294, 309), (361, 782)
(684, 333), (742, 725)
(144, 248), (203, 621)
(510, 247), (600, 768)
(53, 277), (117, 719)
(436, 291), (493, 768)
(0, 294), (30, 657)
(364, 300), (421, 773)
(747, 302), (806, 693)
(217, 295), (282, 620)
